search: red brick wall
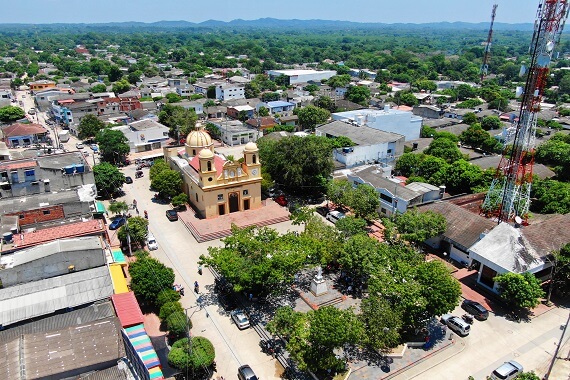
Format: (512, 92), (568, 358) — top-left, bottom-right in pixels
(7, 205), (65, 226)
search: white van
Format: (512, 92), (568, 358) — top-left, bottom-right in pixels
(326, 210), (346, 224)
(146, 233), (158, 250)
(441, 314), (471, 336)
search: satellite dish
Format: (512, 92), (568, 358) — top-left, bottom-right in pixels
(514, 216), (523, 225)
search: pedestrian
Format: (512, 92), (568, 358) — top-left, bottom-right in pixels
(144, 210), (148, 219)
(133, 199), (137, 208)
(249, 293), (253, 302)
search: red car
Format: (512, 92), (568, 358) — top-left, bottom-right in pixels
(275, 195), (288, 207)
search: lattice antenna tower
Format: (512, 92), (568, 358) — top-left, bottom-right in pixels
(481, 4), (498, 82)
(482, 0), (570, 224)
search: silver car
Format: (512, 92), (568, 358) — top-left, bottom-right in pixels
(491, 360), (523, 380)
(231, 310), (250, 330)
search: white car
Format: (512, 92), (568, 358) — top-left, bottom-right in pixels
(326, 210), (346, 224)
(147, 234), (158, 250)
(230, 310), (250, 330)
(76, 142), (84, 149)
(491, 360), (523, 380)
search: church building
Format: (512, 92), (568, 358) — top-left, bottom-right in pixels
(163, 129), (262, 219)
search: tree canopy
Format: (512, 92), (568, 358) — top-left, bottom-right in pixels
(158, 104), (198, 138)
(150, 168), (183, 198)
(168, 337), (215, 373)
(78, 114), (105, 141)
(295, 105), (330, 131)
(494, 272), (545, 310)
(129, 251), (175, 306)
(258, 135), (334, 194)
(118, 216), (149, 247)
(393, 208), (447, 245)
(93, 162), (125, 197)
(0, 106), (25, 122)
(95, 128), (130, 164)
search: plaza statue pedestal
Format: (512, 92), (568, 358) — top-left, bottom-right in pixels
(310, 275), (328, 297)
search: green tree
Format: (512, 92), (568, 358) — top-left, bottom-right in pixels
(111, 78), (131, 94)
(171, 193), (189, 209)
(156, 289), (181, 309)
(200, 225), (307, 295)
(258, 135), (334, 194)
(108, 65), (123, 82)
(393, 209), (447, 245)
(547, 243), (570, 301)
(166, 311), (191, 340)
(296, 105), (330, 131)
(327, 74), (351, 88)
(346, 85), (371, 105)
(159, 300), (183, 321)
(360, 295), (403, 352)
(93, 162), (125, 197)
(108, 201), (129, 215)
(95, 128), (130, 164)
(314, 96), (336, 113)
(266, 306), (305, 341)
(494, 272), (545, 310)
(415, 260), (461, 317)
(118, 216), (149, 247)
(399, 92), (419, 106)
(531, 179), (570, 214)
(462, 112), (479, 125)
(335, 216), (367, 237)
(168, 337), (215, 373)
(326, 178), (354, 206)
(349, 183), (380, 220)
(0, 106), (24, 122)
(262, 92), (280, 102)
(338, 234), (385, 279)
(149, 160), (170, 181)
(460, 124), (490, 149)
(207, 85), (216, 99)
(166, 93), (183, 103)
(331, 136), (355, 149)
(258, 106), (269, 117)
(481, 115), (501, 130)
(158, 104), (198, 138)
(424, 138), (464, 163)
(151, 169), (183, 198)
(129, 251), (175, 306)
(514, 372), (541, 380)
(90, 83), (107, 93)
(78, 114), (105, 141)
(395, 153), (424, 177)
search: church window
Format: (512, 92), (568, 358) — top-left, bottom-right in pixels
(252, 154), (257, 164)
(207, 161), (212, 171)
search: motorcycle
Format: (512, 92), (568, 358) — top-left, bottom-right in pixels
(135, 170), (144, 178)
(462, 314), (474, 324)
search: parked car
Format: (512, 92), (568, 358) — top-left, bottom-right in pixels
(109, 217), (126, 230)
(315, 206), (329, 216)
(166, 209), (178, 221)
(90, 144), (99, 152)
(237, 365), (258, 380)
(490, 360), (523, 380)
(125, 176), (133, 184)
(326, 210), (346, 224)
(28, 108), (36, 115)
(76, 142), (84, 149)
(230, 310), (250, 330)
(275, 195), (288, 207)
(441, 314), (471, 336)
(461, 299), (489, 321)
(147, 233), (158, 250)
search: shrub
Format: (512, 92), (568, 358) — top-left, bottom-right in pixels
(168, 337), (216, 372)
(159, 301), (184, 321)
(156, 289), (181, 308)
(166, 310), (191, 339)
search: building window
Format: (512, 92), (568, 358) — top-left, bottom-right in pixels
(25, 169), (35, 181)
(19, 214), (24, 219)
(218, 194), (224, 201)
(387, 149), (392, 153)
(207, 161), (212, 171)
(380, 193), (393, 203)
(252, 154), (256, 164)
(243, 189), (249, 196)
(43, 210), (50, 215)
(193, 149), (196, 156)
(208, 177), (213, 182)
(195, 193), (198, 202)
(11, 171), (18, 183)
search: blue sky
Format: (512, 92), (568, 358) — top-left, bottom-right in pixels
(2, 0), (539, 24)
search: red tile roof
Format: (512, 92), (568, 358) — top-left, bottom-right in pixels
(111, 291), (144, 328)
(0, 159), (37, 171)
(246, 117), (276, 128)
(14, 219), (105, 249)
(189, 154), (225, 174)
(2, 123), (48, 137)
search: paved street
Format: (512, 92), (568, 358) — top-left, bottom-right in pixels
(119, 163), (302, 380)
(390, 304), (569, 380)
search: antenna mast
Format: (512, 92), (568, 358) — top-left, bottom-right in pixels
(481, 4), (498, 82)
(482, 0), (570, 224)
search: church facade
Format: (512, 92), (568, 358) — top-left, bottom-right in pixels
(163, 129), (262, 219)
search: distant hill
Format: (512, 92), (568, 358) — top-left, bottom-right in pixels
(0, 18), (536, 31)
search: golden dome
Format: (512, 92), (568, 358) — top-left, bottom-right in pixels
(244, 142), (258, 152)
(186, 129), (212, 148)
(198, 149), (214, 159)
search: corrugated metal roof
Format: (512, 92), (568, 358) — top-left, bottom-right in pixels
(111, 292), (144, 328)
(0, 301), (114, 343)
(0, 266), (113, 327)
(79, 365), (129, 380)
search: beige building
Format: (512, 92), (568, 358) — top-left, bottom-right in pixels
(164, 129), (262, 218)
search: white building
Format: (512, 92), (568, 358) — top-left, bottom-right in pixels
(215, 83), (245, 101)
(346, 167), (444, 216)
(316, 120), (404, 168)
(0, 90), (11, 108)
(266, 69), (336, 85)
(112, 119), (170, 153)
(209, 119), (260, 146)
(332, 107), (422, 141)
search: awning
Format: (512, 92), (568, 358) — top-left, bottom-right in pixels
(94, 201), (106, 214)
(112, 249), (127, 266)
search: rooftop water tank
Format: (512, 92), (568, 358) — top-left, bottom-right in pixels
(75, 164), (85, 173)
(63, 165), (75, 174)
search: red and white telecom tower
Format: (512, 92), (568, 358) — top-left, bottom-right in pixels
(480, 4), (498, 82)
(482, 0), (570, 223)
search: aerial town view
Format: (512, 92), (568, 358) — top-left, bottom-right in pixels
(0, 0), (569, 379)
